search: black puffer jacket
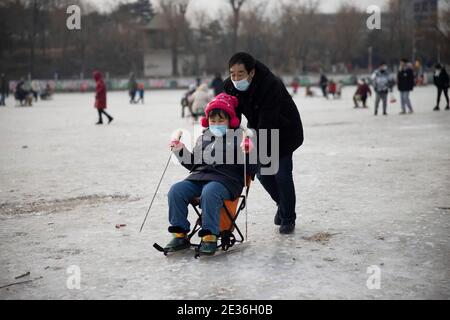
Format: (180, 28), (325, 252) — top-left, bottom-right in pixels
(397, 66), (415, 92)
(434, 67), (450, 89)
(174, 130), (258, 199)
(224, 60), (304, 158)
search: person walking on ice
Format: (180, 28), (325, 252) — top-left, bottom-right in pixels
(433, 63), (449, 111)
(397, 58), (415, 114)
(371, 62), (395, 116)
(93, 71), (113, 125)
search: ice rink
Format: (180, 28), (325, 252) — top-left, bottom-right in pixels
(0, 85), (449, 299)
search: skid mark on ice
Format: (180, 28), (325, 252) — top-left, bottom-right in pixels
(0, 194), (140, 216)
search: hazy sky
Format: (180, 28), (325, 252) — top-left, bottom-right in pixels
(91, 0), (389, 14)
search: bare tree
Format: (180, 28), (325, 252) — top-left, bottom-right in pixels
(158, 0), (190, 76)
(277, 0), (321, 73)
(228, 0), (246, 54)
(338, 4), (363, 64)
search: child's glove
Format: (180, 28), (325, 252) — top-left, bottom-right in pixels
(169, 139), (184, 152)
(240, 137), (254, 154)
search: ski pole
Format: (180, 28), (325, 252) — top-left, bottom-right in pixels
(139, 131), (183, 233)
(242, 128), (253, 242)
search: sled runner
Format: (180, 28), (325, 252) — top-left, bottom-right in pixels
(154, 175), (252, 258)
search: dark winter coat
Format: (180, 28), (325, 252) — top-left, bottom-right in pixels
(224, 60), (304, 158)
(0, 76), (9, 95)
(397, 67), (415, 92)
(93, 71), (107, 109)
(319, 75), (328, 87)
(174, 130), (258, 199)
(434, 68), (450, 89)
(356, 83), (372, 97)
(211, 76), (224, 96)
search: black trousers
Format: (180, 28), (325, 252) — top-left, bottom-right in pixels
(437, 87), (449, 107)
(97, 109), (112, 123)
(257, 153), (297, 225)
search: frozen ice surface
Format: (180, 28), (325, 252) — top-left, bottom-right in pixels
(0, 86), (449, 299)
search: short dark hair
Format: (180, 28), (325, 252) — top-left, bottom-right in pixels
(229, 52), (256, 73)
(208, 108), (230, 120)
(400, 58), (409, 63)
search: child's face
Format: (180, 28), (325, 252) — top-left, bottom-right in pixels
(208, 115), (229, 127)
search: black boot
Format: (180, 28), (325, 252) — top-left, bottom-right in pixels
(108, 116), (114, 124)
(274, 207), (281, 226)
(279, 223), (295, 235)
(434, 106), (440, 111)
(95, 120), (103, 125)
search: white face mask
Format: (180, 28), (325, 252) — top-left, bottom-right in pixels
(232, 78), (251, 92)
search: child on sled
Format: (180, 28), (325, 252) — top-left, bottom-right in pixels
(165, 93), (257, 256)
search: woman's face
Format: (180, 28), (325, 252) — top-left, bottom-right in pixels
(208, 115), (229, 127)
(230, 64), (255, 82)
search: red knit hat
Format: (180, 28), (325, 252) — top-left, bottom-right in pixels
(201, 93), (240, 128)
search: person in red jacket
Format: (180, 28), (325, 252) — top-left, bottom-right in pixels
(353, 79), (372, 108)
(93, 71), (113, 125)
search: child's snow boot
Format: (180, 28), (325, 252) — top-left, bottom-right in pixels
(199, 235), (218, 256)
(164, 233), (190, 252)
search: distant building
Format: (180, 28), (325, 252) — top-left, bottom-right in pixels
(399, 0), (446, 30)
(143, 15), (206, 78)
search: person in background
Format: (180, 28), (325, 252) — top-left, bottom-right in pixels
(211, 73), (224, 96)
(137, 82), (145, 104)
(353, 79), (372, 108)
(128, 73), (138, 104)
(335, 80), (343, 99)
(327, 79), (337, 99)
(371, 62), (395, 116)
(0, 73), (9, 106)
(40, 83), (53, 100)
(93, 71), (113, 125)
(433, 63), (449, 111)
(397, 58), (415, 115)
(319, 73), (329, 99)
(291, 77), (300, 96)
(305, 85), (315, 97)
(15, 78), (32, 107)
(31, 80), (41, 102)
(187, 83), (213, 121)
(181, 83), (197, 118)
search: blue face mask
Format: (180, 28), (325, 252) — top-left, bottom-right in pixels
(209, 125), (228, 137)
(232, 78), (251, 92)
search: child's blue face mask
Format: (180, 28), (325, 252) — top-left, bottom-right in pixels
(210, 125), (228, 137)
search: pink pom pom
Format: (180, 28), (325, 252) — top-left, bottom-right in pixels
(230, 118), (240, 128)
(201, 117), (209, 128)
